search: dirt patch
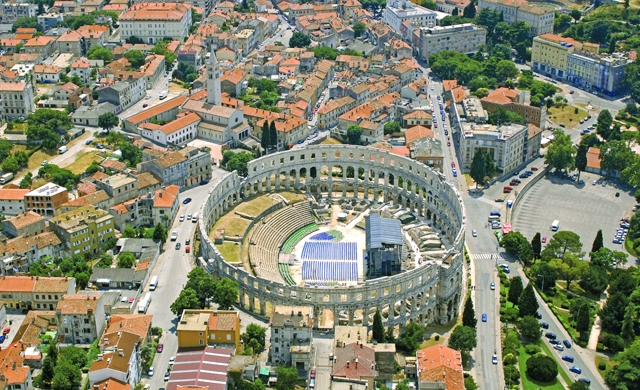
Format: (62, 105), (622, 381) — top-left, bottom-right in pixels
(235, 195), (279, 217)
(65, 152), (103, 174)
(320, 137), (343, 145)
(212, 213), (251, 237)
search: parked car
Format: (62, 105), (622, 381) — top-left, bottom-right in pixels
(540, 322), (549, 329)
(545, 332), (556, 339)
(185, 246), (190, 253)
(180, 215), (185, 222)
(542, 236), (547, 243)
(563, 340), (572, 348)
(148, 367), (155, 376)
(157, 344), (164, 353)
(549, 339), (560, 345)
(164, 371), (170, 381)
(492, 355), (498, 364)
(490, 282), (495, 290)
(86, 139), (93, 145)
(482, 314), (487, 322)
(534, 312), (542, 319)
(569, 366), (582, 374)
(577, 378), (591, 384)
(183, 198), (192, 204)
(562, 355), (575, 363)
(554, 344), (565, 351)
(472, 230), (477, 237)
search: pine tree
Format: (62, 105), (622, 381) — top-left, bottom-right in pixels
(269, 121), (278, 148)
(621, 303), (635, 340)
(508, 276), (524, 306)
(531, 232), (542, 259)
(462, 295), (477, 328)
(518, 283), (539, 318)
(592, 229), (604, 253)
(260, 121), (270, 152)
(372, 309), (386, 343)
(470, 150), (486, 188)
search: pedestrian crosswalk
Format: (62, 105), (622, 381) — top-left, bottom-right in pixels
(469, 253), (511, 260)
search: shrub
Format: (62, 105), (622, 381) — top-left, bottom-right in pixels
(598, 361), (606, 370)
(434, 335), (440, 341)
(561, 300), (571, 309)
(524, 344), (541, 355)
(526, 355), (558, 382)
(503, 353), (518, 365)
(575, 108), (579, 114)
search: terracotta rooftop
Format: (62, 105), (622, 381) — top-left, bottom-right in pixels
(587, 147), (601, 169)
(405, 125), (435, 147)
(155, 151), (187, 169)
(93, 379), (131, 390)
(159, 112), (201, 135)
(417, 345), (464, 390)
(443, 80), (458, 91)
(154, 185), (180, 208)
(33, 276), (72, 293)
(120, 2), (191, 21)
(4, 211), (44, 230)
(4, 232), (61, 255)
(0, 82), (27, 92)
(126, 96), (188, 125)
(0, 276), (36, 292)
(56, 294), (100, 315)
(137, 172), (161, 189)
(89, 331), (141, 374)
(481, 87), (521, 105)
(332, 342), (377, 380)
(403, 110), (432, 120)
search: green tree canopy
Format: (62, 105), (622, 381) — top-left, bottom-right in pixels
(124, 49), (146, 68)
(289, 32), (311, 48)
(87, 46), (112, 62)
(519, 315), (541, 343)
(275, 365), (299, 390)
(12, 16), (42, 32)
(116, 251), (136, 268)
(599, 140), (635, 176)
(51, 360), (82, 390)
(488, 106), (525, 125)
(462, 295), (477, 328)
(448, 325), (477, 353)
(213, 278), (239, 310)
(98, 112), (119, 132)
(170, 288), (201, 315)
(396, 321), (425, 354)
(596, 109), (614, 139)
(518, 283), (539, 318)
(347, 125), (362, 144)
(373, 309), (385, 343)
(526, 355), (558, 382)
(545, 129), (575, 171)
(384, 121), (401, 135)
(242, 323), (267, 354)
(541, 230), (583, 259)
(222, 150), (254, 176)
(469, 149), (486, 187)
(549, 254), (589, 291)
(353, 21), (366, 37)
(508, 276), (524, 306)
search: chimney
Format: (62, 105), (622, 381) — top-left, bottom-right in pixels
(346, 362), (350, 368)
(355, 358), (358, 368)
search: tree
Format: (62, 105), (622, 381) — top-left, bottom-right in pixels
(550, 254), (589, 291)
(451, 7), (459, 16)
(51, 361), (82, 390)
(469, 149), (486, 188)
(526, 355), (558, 382)
(347, 125), (362, 144)
(606, 340), (640, 388)
(275, 365), (298, 390)
(508, 276), (524, 306)
(533, 261), (556, 291)
(600, 140), (635, 176)
(496, 60), (519, 81)
(242, 323), (267, 354)
(396, 321), (425, 354)
(0, 138), (13, 161)
(98, 112), (119, 133)
(260, 120), (269, 151)
(603, 334), (625, 353)
(463, 2), (476, 18)
(571, 9), (582, 22)
(41, 354), (55, 385)
(97, 253), (112, 268)
(590, 20), (610, 44)
(223, 150), (254, 176)
(600, 292), (629, 333)
(571, 298), (591, 337)
(124, 49), (146, 68)
(518, 283), (538, 318)
(384, 121), (401, 135)
(59, 346), (88, 369)
(545, 129), (575, 171)
(621, 303), (636, 340)
(170, 288), (201, 315)
(488, 106), (525, 125)
(123, 226), (137, 238)
(373, 309), (385, 343)
(289, 32), (310, 48)
(575, 143), (588, 181)
(569, 381), (590, 390)
(519, 315), (541, 343)
(579, 265), (609, 296)
(353, 21), (366, 37)
(185, 267), (217, 307)
(462, 295), (477, 328)
(531, 232), (541, 259)
(448, 325), (477, 354)
(12, 16), (42, 32)
(213, 278), (238, 309)
(153, 223), (167, 244)
(117, 251), (136, 268)
(627, 102), (639, 117)
(17, 171), (31, 189)
(87, 46), (112, 62)
(542, 230), (583, 259)
(596, 109), (613, 139)
(269, 120), (277, 148)
(1, 156), (19, 173)
(622, 156), (640, 187)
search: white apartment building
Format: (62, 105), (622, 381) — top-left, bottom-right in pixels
(383, 0), (437, 35)
(461, 123), (531, 173)
(478, 0), (554, 36)
(56, 293), (106, 345)
(1, 2), (37, 24)
(139, 112), (201, 146)
(0, 82), (35, 121)
(269, 306), (313, 371)
(119, 2), (192, 44)
(419, 24), (487, 62)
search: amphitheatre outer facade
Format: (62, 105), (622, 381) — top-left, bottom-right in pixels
(198, 145), (466, 329)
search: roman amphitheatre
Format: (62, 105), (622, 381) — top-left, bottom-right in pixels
(198, 145), (466, 330)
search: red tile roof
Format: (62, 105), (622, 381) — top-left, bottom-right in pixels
(332, 343), (377, 380)
(417, 345), (464, 390)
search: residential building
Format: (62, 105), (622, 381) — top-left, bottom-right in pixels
(566, 51), (630, 96)
(221, 67), (246, 98)
(23, 36), (57, 57)
(417, 345), (464, 390)
(1, 2), (37, 24)
(122, 95), (187, 131)
(182, 99), (251, 145)
(0, 232), (64, 273)
(69, 58), (92, 84)
(532, 34), (582, 78)
(461, 122), (533, 173)
(57, 30), (84, 57)
(38, 13), (64, 31)
(382, 0), (436, 36)
(180, 146), (212, 187)
(95, 173), (139, 205)
(461, 97), (488, 123)
(0, 276), (75, 310)
(71, 102), (119, 127)
(317, 96), (357, 130)
(1, 211), (46, 238)
(141, 54), (165, 89)
(109, 185), (180, 230)
(478, 0), (554, 36)
(104, 314), (154, 345)
(0, 82), (35, 121)
(411, 133), (444, 172)
(0, 189), (29, 216)
(24, 183), (69, 218)
(88, 331), (142, 387)
(136, 151), (188, 186)
(481, 87), (546, 128)
(418, 24), (486, 63)
(56, 190), (111, 215)
(403, 110), (433, 128)
(269, 306), (313, 370)
(177, 309), (241, 350)
(49, 205), (115, 257)
(139, 112), (201, 146)
(33, 274), (77, 310)
(33, 64), (64, 84)
(98, 76), (147, 111)
(119, 2), (192, 44)
(0, 341), (33, 390)
(56, 293), (106, 345)
(586, 147), (602, 174)
(436, 0), (470, 15)
(164, 346), (232, 388)
(332, 342), (378, 389)
(76, 25), (110, 52)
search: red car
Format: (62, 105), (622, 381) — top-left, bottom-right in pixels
(542, 236), (547, 243)
(310, 370), (316, 379)
(621, 217), (630, 222)
(185, 246), (190, 253)
(157, 344), (164, 353)
(451, 162), (455, 168)
(531, 166), (538, 171)
(2, 328), (9, 335)
(143, 103), (148, 108)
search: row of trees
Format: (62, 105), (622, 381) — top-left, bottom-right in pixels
(222, 150), (255, 176)
(260, 121), (278, 151)
(35, 340), (86, 390)
(170, 268), (239, 314)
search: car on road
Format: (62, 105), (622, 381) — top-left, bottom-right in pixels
(169, 357), (175, 365)
(569, 366), (582, 374)
(535, 312), (542, 319)
(482, 314), (487, 322)
(187, 214), (192, 220)
(310, 370), (316, 379)
(549, 339), (560, 345)
(514, 171), (520, 176)
(451, 162), (455, 167)
(164, 371), (170, 381)
(185, 246), (190, 253)
(447, 141), (451, 146)
(180, 215), (185, 222)
(577, 378), (591, 384)
(492, 355), (498, 364)
(41, 160), (48, 166)
(542, 236), (547, 243)
(495, 198), (505, 202)
(157, 344), (163, 353)
(545, 332), (556, 339)
(472, 230), (477, 237)
(175, 242), (181, 250)
(86, 139), (93, 145)
(453, 170), (457, 177)
(143, 103), (148, 108)
(183, 198), (192, 204)
(540, 322), (549, 329)
(490, 282), (495, 290)
(148, 367), (154, 376)
(185, 239), (190, 245)
(562, 355), (575, 363)
(554, 344), (565, 351)
(97, 144), (104, 149)
(563, 340), (572, 348)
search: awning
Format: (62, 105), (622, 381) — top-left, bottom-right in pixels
(96, 278), (111, 284)
(259, 368), (270, 376)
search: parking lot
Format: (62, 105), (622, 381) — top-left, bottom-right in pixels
(512, 171), (637, 258)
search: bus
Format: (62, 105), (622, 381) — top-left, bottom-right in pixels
(488, 215), (500, 222)
(149, 276), (158, 291)
(138, 292), (152, 313)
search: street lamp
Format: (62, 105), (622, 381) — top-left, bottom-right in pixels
(537, 274), (545, 292)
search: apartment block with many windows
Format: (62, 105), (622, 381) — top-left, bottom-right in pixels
(49, 205), (115, 257)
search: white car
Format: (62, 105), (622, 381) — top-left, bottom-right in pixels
(179, 215), (185, 222)
(472, 230), (477, 237)
(490, 282), (495, 290)
(169, 356), (176, 365)
(148, 367), (154, 376)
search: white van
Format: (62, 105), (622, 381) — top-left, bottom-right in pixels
(192, 212), (199, 222)
(149, 276), (158, 291)
(159, 90), (168, 100)
(58, 145), (68, 154)
(551, 220), (560, 231)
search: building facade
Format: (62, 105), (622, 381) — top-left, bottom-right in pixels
(418, 24), (486, 62)
(480, 87), (546, 129)
(49, 205), (116, 257)
(269, 306), (313, 370)
(566, 51), (630, 97)
(383, 0), (436, 35)
(24, 183), (69, 218)
(176, 310), (241, 350)
(56, 293), (107, 345)
(478, 0), (554, 36)
(532, 34), (581, 78)
(461, 123), (530, 173)
(119, 2), (192, 44)
(0, 82), (35, 121)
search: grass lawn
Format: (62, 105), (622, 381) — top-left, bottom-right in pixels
(12, 145), (57, 171)
(463, 173), (476, 188)
(556, 281), (601, 301)
(320, 137), (343, 145)
(65, 152), (103, 175)
(539, 341), (573, 386)
(418, 337), (445, 349)
(595, 355), (616, 379)
(212, 213), (251, 237)
(235, 194), (278, 217)
(215, 242), (241, 263)
(518, 344), (565, 390)
(548, 105), (588, 128)
(625, 237), (638, 257)
(277, 191), (307, 204)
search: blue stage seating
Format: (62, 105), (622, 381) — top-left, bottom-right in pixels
(300, 242), (357, 261)
(302, 261), (358, 282)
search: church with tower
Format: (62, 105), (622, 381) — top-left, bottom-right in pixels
(181, 52), (250, 145)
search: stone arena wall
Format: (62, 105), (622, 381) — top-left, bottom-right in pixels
(198, 145), (466, 328)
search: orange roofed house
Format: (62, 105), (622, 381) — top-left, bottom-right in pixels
(0, 276), (75, 310)
(119, 2), (192, 43)
(481, 87), (547, 129)
(88, 330), (143, 387)
(0, 188), (30, 216)
(56, 293), (107, 345)
(331, 342), (378, 389)
(416, 345), (464, 390)
(177, 309), (241, 350)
